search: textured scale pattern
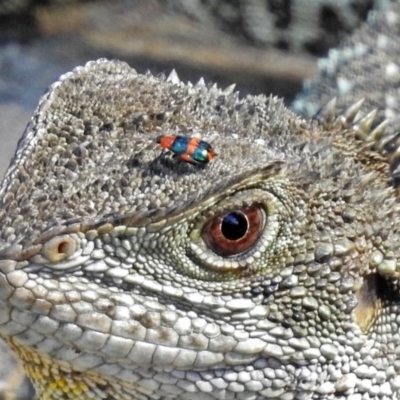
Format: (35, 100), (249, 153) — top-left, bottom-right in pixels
(3, 1), (400, 400)
(1, 57), (400, 400)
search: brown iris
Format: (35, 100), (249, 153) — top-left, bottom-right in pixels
(203, 205), (265, 257)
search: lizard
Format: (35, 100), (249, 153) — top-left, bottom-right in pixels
(2, 2), (400, 400)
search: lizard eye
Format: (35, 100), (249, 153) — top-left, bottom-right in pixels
(203, 205), (265, 257)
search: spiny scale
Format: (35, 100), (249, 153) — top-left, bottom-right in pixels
(167, 69), (181, 85)
(223, 83), (236, 95)
(367, 120), (390, 145)
(168, 70), (237, 97)
(343, 98), (365, 123)
(315, 97), (400, 185)
(355, 109), (378, 140)
(313, 97), (337, 125)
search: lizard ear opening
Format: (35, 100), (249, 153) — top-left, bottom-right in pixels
(353, 273), (387, 333)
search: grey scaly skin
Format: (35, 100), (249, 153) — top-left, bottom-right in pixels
(0, 58), (400, 399)
(2, 3), (400, 400)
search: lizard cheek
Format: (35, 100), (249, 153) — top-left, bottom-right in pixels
(42, 235), (77, 263)
(203, 205), (265, 257)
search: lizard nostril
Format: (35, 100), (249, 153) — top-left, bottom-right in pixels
(42, 235), (77, 263)
(203, 205), (265, 257)
(58, 241), (69, 254)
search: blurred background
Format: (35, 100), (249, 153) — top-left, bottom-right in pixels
(0, 0), (386, 398)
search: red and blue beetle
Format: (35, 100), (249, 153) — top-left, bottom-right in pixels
(157, 135), (216, 165)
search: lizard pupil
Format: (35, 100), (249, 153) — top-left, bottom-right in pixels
(221, 212), (249, 240)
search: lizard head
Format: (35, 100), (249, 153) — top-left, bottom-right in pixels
(0, 59), (399, 399)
